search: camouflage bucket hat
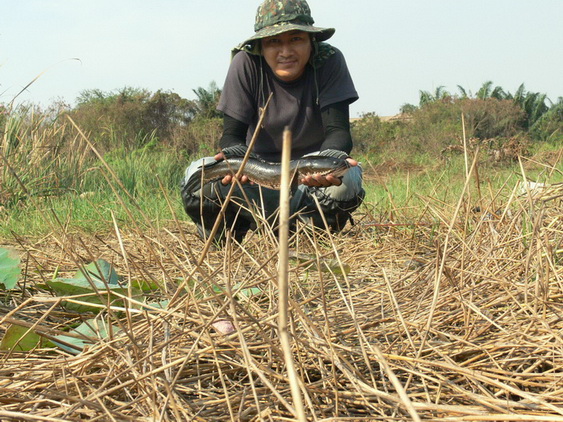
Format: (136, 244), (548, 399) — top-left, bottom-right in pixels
(241, 0), (335, 46)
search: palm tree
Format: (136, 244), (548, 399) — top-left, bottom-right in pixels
(457, 85), (470, 99)
(490, 86), (507, 100)
(419, 86), (450, 107)
(523, 92), (549, 128)
(476, 81), (507, 100)
(476, 81), (494, 99)
(511, 83), (527, 103)
(508, 84), (549, 128)
(192, 82), (222, 119)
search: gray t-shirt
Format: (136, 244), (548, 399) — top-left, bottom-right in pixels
(217, 48), (358, 162)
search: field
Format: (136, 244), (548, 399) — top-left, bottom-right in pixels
(1, 90), (563, 420)
(2, 151), (563, 421)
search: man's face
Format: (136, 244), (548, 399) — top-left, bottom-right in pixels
(261, 31), (312, 82)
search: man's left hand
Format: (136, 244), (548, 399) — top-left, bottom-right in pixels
(301, 157), (358, 187)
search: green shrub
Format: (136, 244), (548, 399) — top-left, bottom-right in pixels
(68, 87), (197, 154)
(530, 100), (563, 143)
(407, 98), (525, 153)
(351, 113), (404, 156)
(99, 145), (186, 195)
(169, 116), (223, 157)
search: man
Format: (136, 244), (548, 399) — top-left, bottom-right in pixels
(181, 0), (364, 244)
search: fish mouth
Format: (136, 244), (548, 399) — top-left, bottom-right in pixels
(330, 163), (351, 178)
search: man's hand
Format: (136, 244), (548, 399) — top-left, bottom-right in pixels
(301, 157), (358, 187)
(213, 151), (251, 185)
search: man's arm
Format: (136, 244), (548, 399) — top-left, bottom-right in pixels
(219, 114), (249, 150)
(301, 100), (357, 187)
(216, 114), (251, 185)
(319, 100), (353, 154)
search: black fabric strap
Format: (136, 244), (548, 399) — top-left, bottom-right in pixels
(320, 101), (353, 154)
(219, 114), (249, 149)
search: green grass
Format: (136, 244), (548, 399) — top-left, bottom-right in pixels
(1, 144), (188, 238)
(0, 159), (540, 239)
(1, 193), (175, 237)
(1, 103), (562, 240)
(3, 147), (563, 239)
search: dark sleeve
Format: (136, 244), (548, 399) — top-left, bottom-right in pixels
(319, 101), (353, 154)
(318, 48), (359, 110)
(216, 52), (258, 125)
(219, 114), (249, 149)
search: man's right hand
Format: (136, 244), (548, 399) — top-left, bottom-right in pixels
(214, 151), (251, 185)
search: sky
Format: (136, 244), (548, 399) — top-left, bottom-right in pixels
(1, 0), (562, 117)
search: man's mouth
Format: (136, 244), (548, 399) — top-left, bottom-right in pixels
(278, 59), (296, 65)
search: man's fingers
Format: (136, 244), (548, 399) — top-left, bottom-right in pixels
(325, 175), (342, 186)
(346, 157), (358, 166)
(301, 174), (341, 187)
(221, 174), (250, 185)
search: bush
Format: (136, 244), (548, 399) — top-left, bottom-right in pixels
(530, 101), (563, 143)
(68, 87), (197, 154)
(393, 97), (526, 155)
(168, 116), (223, 158)
(351, 96), (534, 166)
(460, 98), (526, 139)
(351, 113), (404, 156)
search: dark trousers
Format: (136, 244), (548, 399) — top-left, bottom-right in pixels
(181, 178), (364, 243)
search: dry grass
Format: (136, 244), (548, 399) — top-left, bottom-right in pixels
(1, 174), (563, 421)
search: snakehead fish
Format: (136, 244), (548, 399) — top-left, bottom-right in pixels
(185, 156), (350, 192)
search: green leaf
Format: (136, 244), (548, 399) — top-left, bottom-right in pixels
(131, 279), (160, 292)
(233, 282), (262, 298)
(0, 248), (21, 290)
(77, 259), (119, 285)
(43, 259), (142, 313)
(46, 279), (142, 313)
(322, 260), (351, 276)
(143, 299), (169, 310)
(52, 318), (120, 355)
(47, 277), (108, 295)
(0, 324), (47, 351)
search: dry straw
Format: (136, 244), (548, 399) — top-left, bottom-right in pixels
(1, 131), (563, 420)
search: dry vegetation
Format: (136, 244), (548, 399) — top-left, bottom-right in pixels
(1, 80), (562, 420)
(1, 167), (563, 421)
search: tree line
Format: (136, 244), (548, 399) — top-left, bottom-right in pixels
(401, 81), (562, 140)
(1, 80), (561, 159)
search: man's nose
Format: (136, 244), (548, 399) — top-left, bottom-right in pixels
(279, 42), (292, 56)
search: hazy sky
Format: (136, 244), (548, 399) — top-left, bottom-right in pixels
(1, 0), (562, 117)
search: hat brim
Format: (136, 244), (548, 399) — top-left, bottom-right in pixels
(241, 22), (335, 46)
